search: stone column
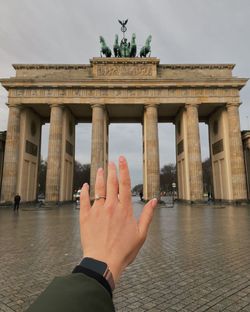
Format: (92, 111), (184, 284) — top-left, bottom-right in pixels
(0, 104), (21, 203)
(227, 103), (247, 200)
(59, 108), (75, 202)
(0, 134), (5, 199)
(186, 104), (203, 201)
(90, 104), (107, 200)
(45, 104), (63, 203)
(143, 104), (160, 200)
(242, 132), (250, 199)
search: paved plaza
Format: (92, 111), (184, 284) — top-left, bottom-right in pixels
(0, 198), (250, 312)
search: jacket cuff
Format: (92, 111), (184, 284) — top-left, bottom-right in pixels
(72, 265), (112, 298)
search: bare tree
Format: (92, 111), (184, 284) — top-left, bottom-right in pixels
(202, 158), (212, 195)
(38, 160), (90, 196)
(160, 164), (176, 193)
(131, 184), (143, 194)
(38, 159), (47, 196)
(73, 161), (90, 192)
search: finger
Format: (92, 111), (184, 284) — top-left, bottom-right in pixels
(94, 167), (106, 206)
(106, 161), (119, 205)
(118, 156), (132, 212)
(138, 199), (157, 238)
(80, 183), (91, 219)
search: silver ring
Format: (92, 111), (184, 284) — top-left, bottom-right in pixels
(95, 194), (106, 200)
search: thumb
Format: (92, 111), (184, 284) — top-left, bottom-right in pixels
(138, 199), (157, 239)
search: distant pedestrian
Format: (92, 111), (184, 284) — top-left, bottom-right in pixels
(139, 191), (143, 201)
(207, 192), (211, 201)
(14, 194), (21, 211)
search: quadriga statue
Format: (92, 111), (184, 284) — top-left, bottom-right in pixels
(99, 36), (112, 57)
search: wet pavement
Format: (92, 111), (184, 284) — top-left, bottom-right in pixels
(0, 198), (249, 311)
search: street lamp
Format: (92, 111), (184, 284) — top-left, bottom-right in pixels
(172, 182), (176, 204)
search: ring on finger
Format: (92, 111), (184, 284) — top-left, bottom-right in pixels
(95, 194), (106, 200)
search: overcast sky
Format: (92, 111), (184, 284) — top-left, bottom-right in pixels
(1, 0), (250, 186)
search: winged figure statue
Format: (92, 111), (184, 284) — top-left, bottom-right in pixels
(118, 19), (128, 27)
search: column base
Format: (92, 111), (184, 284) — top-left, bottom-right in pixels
(43, 200), (74, 207)
(141, 198), (164, 204)
(212, 199), (249, 205)
(0, 201), (14, 207)
(175, 199), (206, 205)
(43, 201), (60, 208)
(176, 198), (250, 205)
(0, 200), (39, 208)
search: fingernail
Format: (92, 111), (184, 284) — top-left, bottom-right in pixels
(83, 183), (89, 189)
(152, 198), (157, 205)
(109, 161), (115, 166)
(119, 156), (126, 163)
(98, 167), (103, 174)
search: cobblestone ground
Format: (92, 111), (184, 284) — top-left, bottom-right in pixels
(0, 198), (250, 312)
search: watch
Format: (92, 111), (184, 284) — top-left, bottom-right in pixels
(79, 257), (115, 291)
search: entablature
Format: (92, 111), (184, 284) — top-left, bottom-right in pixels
(1, 78), (247, 91)
(7, 85), (241, 100)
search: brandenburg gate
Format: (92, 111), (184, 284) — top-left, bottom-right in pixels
(0, 57), (248, 204)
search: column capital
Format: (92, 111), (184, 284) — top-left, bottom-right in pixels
(49, 103), (64, 109)
(226, 102), (241, 109)
(91, 103), (105, 109)
(185, 103), (199, 109)
(144, 103), (159, 110)
(7, 103), (22, 109)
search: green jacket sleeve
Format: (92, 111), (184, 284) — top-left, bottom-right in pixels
(26, 273), (115, 312)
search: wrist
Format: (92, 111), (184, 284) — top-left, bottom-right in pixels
(83, 254), (123, 283)
(72, 265), (113, 298)
(78, 257), (116, 291)
(104, 260), (123, 283)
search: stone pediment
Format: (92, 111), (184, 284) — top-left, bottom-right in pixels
(90, 57), (159, 79)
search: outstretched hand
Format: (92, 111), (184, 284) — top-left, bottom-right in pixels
(79, 156), (157, 283)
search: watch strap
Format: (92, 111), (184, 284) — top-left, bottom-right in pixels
(79, 258), (115, 291)
(72, 265), (112, 298)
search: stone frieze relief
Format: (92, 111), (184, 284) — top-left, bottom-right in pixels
(95, 64), (153, 77)
(10, 87), (239, 98)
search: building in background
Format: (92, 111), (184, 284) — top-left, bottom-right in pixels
(0, 58), (248, 205)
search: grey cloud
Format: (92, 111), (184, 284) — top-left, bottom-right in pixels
(1, 0), (250, 185)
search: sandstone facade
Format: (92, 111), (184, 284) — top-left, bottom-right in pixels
(0, 58), (248, 203)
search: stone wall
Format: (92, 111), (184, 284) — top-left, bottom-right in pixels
(0, 131), (6, 200)
(242, 131), (250, 200)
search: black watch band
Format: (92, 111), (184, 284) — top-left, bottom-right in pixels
(72, 265), (113, 297)
(72, 258), (115, 295)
